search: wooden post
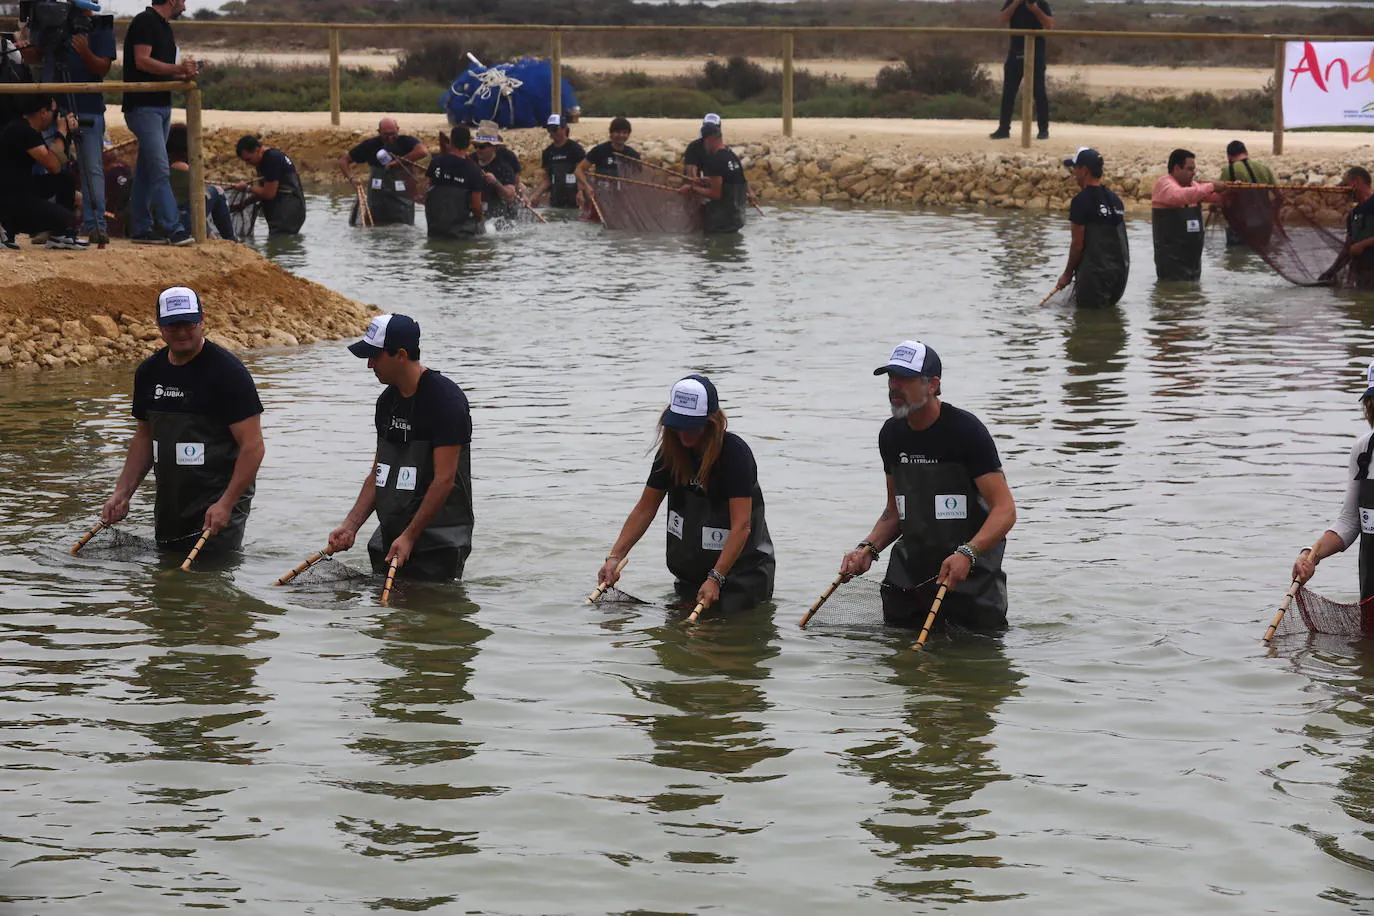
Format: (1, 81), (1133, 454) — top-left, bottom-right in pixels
(782, 31), (795, 138)
(1272, 39), (1285, 156)
(329, 27), (341, 127)
(187, 87), (206, 243)
(550, 30), (563, 119)
(1019, 33), (1036, 149)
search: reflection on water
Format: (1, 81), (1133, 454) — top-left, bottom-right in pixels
(0, 196), (1372, 911)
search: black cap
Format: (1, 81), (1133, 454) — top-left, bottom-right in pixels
(1062, 147), (1104, 170)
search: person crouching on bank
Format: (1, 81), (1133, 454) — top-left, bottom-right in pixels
(329, 315), (474, 581)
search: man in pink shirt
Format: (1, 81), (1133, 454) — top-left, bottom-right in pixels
(1151, 148), (1221, 281)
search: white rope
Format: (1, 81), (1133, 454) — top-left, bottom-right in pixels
(470, 66), (523, 123)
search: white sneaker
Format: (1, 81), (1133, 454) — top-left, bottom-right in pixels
(45, 234), (90, 250)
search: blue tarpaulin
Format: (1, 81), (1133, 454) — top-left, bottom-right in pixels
(441, 57), (579, 129)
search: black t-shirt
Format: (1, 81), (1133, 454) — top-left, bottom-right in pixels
(495, 146), (522, 175)
(479, 157), (516, 195)
(646, 431), (757, 499)
(348, 135), (420, 167)
(256, 148), (298, 184)
(1069, 185), (1125, 226)
(426, 153), (486, 194)
(132, 341), (263, 425)
(65, 25), (117, 114)
(374, 369), (472, 448)
(878, 405), (1001, 479)
(703, 147), (746, 185)
(541, 140), (585, 174)
(0, 119), (44, 190)
(122, 6), (177, 110)
(1003, 0), (1052, 51)
(683, 137), (708, 172)
(586, 141), (639, 175)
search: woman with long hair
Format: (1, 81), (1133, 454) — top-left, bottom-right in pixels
(598, 375), (775, 616)
(1292, 358), (1374, 624)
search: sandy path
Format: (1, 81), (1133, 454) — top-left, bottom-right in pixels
(184, 49), (1270, 96)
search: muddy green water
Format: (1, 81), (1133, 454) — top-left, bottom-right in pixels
(1, 196), (1371, 913)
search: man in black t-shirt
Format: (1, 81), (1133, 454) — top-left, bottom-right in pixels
(1321, 167), (1374, 288)
(234, 135), (306, 235)
(330, 314), (475, 581)
(339, 118), (429, 226)
(1055, 147), (1129, 308)
(102, 286), (265, 553)
(123, 0), (196, 245)
(683, 113), (721, 180)
(838, 340), (1017, 631)
(679, 123), (748, 234)
(425, 126), (487, 238)
(533, 113), (585, 209)
(338, 118), (429, 180)
(0, 94), (87, 249)
(471, 122), (519, 214)
(575, 116), (639, 220)
(990, 0), (1053, 141)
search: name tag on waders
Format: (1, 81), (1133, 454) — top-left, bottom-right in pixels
(564, 173), (577, 185)
(1362, 507), (1374, 536)
(896, 495), (906, 520)
(702, 527), (729, 551)
(667, 511), (684, 539)
(375, 463), (391, 487)
(394, 180), (406, 192)
(397, 467), (418, 491)
(935, 494), (967, 520)
(1186, 219), (1201, 233)
(371, 178), (383, 190)
(176, 442), (205, 466)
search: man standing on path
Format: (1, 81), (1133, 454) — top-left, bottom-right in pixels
(1055, 147), (1129, 308)
(329, 315), (475, 581)
(1151, 148), (1220, 282)
(102, 287), (265, 554)
(990, 0), (1053, 141)
(122, 0), (196, 245)
(837, 340), (1017, 631)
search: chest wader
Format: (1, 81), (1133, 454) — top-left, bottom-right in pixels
(425, 184), (480, 238)
(148, 409), (252, 552)
(1348, 209), (1374, 290)
(1151, 204), (1204, 282)
(885, 460), (1007, 632)
(704, 183), (747, 234)
(263, 168), (306, 235)
(363, 164), (416, 226)
(1221, 160), (1267, 248)
(368, 436), (473, 581)
(1076, 215), (1130, 309)
(664, 483), (775, 614)
(548, 160), (579, 209)
(1352, 437), (1374, 634)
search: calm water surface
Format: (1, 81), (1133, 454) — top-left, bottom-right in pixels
(1, 194), (1372, 913)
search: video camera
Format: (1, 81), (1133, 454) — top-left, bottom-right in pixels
(18, 0), (113, 52)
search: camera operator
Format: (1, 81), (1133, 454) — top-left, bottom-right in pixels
(15, 7), (115, 246)
(0, 94), (89, 249)
(122, 0), (196, 245)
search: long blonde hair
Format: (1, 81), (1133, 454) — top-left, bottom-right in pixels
(655, 410), (728, 490)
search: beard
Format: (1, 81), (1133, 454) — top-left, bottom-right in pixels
(890, 394), (926, 420)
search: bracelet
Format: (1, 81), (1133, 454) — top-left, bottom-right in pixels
(605, 553), (621, 562)
(955, 544), (979, 567)
(857, 540), (881, 559)
(707, 569), (727, 587)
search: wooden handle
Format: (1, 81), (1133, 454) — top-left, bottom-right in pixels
(379, 556), (399, 606)
(179, 529), (210, 571)
(616, 150), (690, 181)
(593, 173), (681, 193)
(687, 601), (706, 623)
(69, 520), (106, 555)
(272, 547), (335, 586)
(799, 573), (846, 629)
(587, 187), (606, 224)
(587, 555), (631, 604)
(1037, 287), (1060, 307)
(1263, 542), (1322, 641)
(913, 583), (949, 649)
(520, 194), (550, 224)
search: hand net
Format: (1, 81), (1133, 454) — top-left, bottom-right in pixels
(1218, 186), (1353, 287)
(802, 576), (888, 627)
(226, 187), (260, 238)
(282, 555), (373, 587)
(592, 173), (703, 233)
(593, 585), (649, 605)
(73, 526), (156, 561)
(1275, 585), (1374, 638)
(1039, 280), (1077, 308)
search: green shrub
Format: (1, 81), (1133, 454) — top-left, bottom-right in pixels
(580, 86), (723, 119)
(875, 50), (993, 98)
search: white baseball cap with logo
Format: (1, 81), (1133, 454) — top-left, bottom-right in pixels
(661, 374), (720, 431)
(157, 286), (203, 326)
(1362, 357), (1374, 400)
(874, 339), (943, 378)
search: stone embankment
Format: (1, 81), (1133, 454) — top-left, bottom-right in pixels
(0, 242), (373, 372)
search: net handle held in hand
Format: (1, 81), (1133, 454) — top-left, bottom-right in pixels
(518, 190), (549, 224)
(594, 173), (681, 194)
(913, 583), (949, 650)
(180, 529), (210, 571)
(70, 520), (106, 555)
(272, 547), (336, 586)
(380, 556), (399, 606)
(687, 601), (706, 623)
(1037, 285), (1060, 307)
(615, 150), (689, 183)
(1263, 540), (1321, 641)
(586, 184), (606, 224)
(799, 572), (846, 628)
(587, 555), (630, 604)
(1218, 181), (1352, 192)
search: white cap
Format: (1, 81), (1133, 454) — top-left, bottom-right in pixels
(157, 286), (203, 326)
(873, 339), (942, 378)
(546, 113), (564, 129)
(703, 113), (722, 126)
(661, 374), (719, 431)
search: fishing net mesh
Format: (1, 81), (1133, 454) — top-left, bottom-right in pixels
(1218, 186), (1353, 287)
(1276, 586), (1374, 638)
(592, 171), (703, 233)
(593, 585), (648, 605)
(282, 555), (372, 586)
(75, 526), (156, 560)
(226, 187), (260, 239)
(1040, 279), (1078, 308)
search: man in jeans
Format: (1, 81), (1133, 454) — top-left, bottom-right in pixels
(122, 0), (196, 245)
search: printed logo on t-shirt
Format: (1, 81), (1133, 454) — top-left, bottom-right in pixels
(397, 466), (418, 491)
(896, 494), (906, 520)
(935, 494), (967, 520)
(897, 452), (937, 465)
(667, 510), (684, 539)
(390, 417), (411, 434)
(176, 442), (205, 466)
(702, 526), (729, 551)
(1186, 218), (1201, 233)
(153, 383), (185, 400)
(375, 462), (391, 488)
(1362, 507), (1374, 536)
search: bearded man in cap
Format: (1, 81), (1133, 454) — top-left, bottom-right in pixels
(329, 314), (474, 581)
(101, 286), (265, 553)
(838, 340), (1017, 631)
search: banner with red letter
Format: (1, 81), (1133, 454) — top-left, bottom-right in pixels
(1283, 41), (1374, 128)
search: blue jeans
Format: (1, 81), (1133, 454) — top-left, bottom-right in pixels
(179, 185), (237, 242)
(125, 106), (183, 237)
(77, 113), (106, 233)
